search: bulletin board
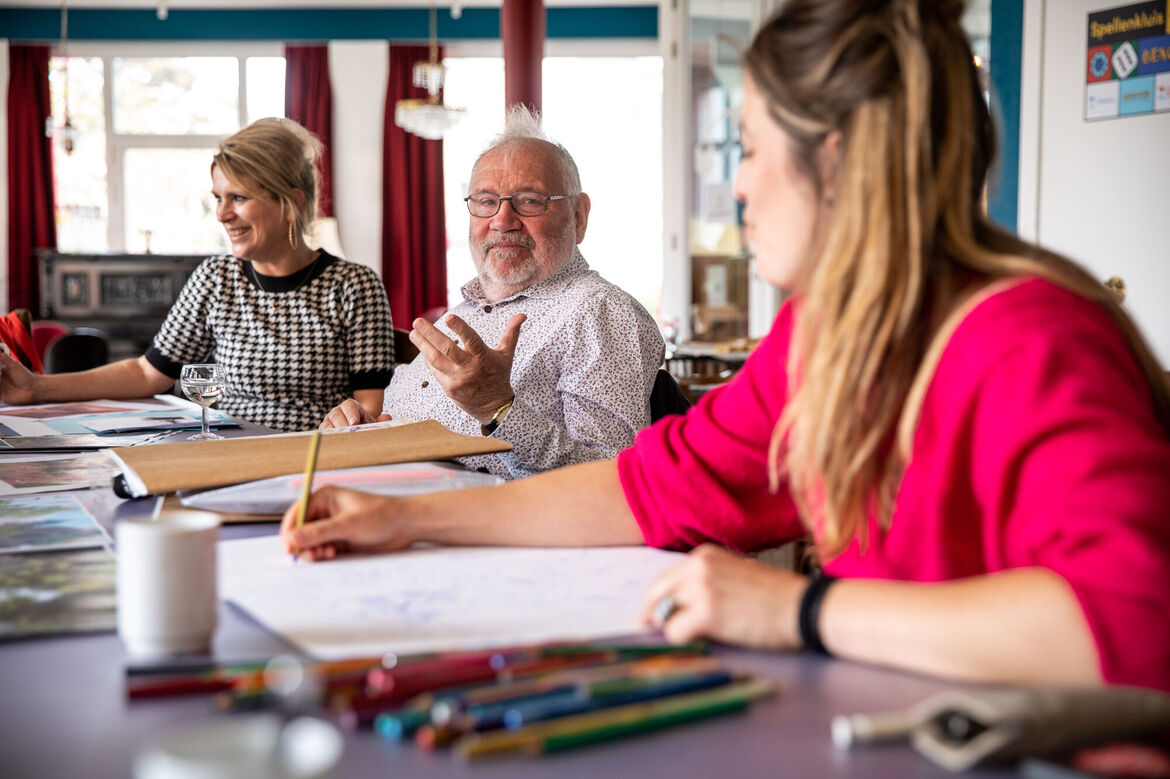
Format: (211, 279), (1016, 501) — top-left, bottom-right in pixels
(1085, 1), (1170, 119)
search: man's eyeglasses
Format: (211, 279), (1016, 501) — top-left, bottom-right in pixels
(464, 192), (570, 218)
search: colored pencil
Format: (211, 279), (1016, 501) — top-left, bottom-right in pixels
(125, 658), (272, 677)
(127, 675), (238, 699)
(374, 707), (434, 741)
(348, 652), (683, 729)
(434, 657), (727, 732)
(365, 651), (612, 700)
(139, 640), (707, 712)
(443, 684), (580, 729)
(497, 669), (739, 731)
(147, 655), (390, 705)
(455, 679), (777, 760)
(375, 657), (722, 742)
(427, 668), (737, 740)
(365, 641), (707, 699)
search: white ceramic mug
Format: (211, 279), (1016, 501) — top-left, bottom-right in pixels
(116, 510), (220, 658)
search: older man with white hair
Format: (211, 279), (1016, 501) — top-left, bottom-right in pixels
(322, 108), (664, 479)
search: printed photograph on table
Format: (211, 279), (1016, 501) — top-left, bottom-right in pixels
(1084, 1), (1170, 120)
(0, 494), (108, 554)
(43, 408), (238, 436)
(0, 453), (120, 496)
(0, 432), (161, 451)
(0, 548), (116, 638)
(0, 403), (130, 420)
(0, 399), (171, 437)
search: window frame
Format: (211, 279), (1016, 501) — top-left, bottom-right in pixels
(50, 41), (284, 252)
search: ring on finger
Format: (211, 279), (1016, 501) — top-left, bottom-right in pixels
(652, 594), (678, 626)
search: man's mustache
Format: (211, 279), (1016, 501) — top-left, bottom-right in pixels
(481, 232), (536, 253)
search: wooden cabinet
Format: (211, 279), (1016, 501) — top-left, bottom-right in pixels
(37, 251), (203, 361)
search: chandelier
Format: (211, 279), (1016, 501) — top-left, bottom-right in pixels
(45, 0), (78, 154)
(394, 5), (465, 140)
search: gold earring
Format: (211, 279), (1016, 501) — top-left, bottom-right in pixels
(288, 221), (298, 250)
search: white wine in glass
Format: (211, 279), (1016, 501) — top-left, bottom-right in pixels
(180, 363), (227, 441)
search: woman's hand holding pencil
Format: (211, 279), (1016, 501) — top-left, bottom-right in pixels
(281, 486), (415, 562)
(292, 430), (325, 559)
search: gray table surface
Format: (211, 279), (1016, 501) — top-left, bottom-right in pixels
(0, 420), (1017, 779)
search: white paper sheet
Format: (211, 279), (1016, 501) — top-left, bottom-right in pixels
(219, 536), (685, 660)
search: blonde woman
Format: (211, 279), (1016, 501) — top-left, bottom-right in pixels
(0, 118), (394, 431)
(281, 0), (1170, 692)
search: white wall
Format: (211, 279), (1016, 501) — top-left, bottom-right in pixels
(660, 0), (691, 340)
(1020, 0), (1170, 365)
(329, 41), (388, 278)
(1, 39), (9, 310)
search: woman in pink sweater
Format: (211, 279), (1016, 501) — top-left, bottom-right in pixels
(282, 0), (1170, 692)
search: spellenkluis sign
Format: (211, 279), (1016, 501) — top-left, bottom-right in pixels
(1085, 0), (1170, 120)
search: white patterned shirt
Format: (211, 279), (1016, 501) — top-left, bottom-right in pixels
(148, 252), (394, 432)
(386, 251), (664, 479)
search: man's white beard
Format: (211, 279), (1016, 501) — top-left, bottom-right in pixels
(473, 228), (576, 288)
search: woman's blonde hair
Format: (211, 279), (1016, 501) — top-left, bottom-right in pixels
(748, 0), (1170, 557)
(211, 117), (322, 247)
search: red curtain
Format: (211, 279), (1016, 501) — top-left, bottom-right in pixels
(383, 45), (447, 329)
(502, 0), (545, 113)
(7, 45), (56, 313)
(284, 44), (334, 217)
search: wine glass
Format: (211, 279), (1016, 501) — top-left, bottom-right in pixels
(659, 317), (680, 361)
(180, 363), (227, 441)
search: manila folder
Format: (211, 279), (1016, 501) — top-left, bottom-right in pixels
(109, 421), (512, 496)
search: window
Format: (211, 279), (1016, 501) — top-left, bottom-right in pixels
(49, 56), (106, 253)
(49, 47), (285, 254)
(441, 54), (664, 316)
(112, 57), (240, 135)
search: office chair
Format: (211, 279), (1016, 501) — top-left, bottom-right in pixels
(393, 328), (420, 367)
(44, 329), (110, 374)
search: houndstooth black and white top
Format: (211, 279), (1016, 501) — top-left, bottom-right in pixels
(145, 251), (394, 432)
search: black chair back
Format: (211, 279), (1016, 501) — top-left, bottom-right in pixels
(649, 368), (692, 423)
(393, 328), (420, 365)
(45, 332), (110, 374)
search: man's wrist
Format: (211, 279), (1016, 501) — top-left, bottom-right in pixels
(480, 397), (514, 436)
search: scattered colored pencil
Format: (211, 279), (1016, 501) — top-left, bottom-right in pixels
(122, 638), (774, 759)
(455, 679), (776, 759)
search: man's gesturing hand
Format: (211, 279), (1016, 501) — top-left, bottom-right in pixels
(410, 313), (526, 423)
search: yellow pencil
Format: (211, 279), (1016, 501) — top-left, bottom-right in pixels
(292, 430), (322, 561)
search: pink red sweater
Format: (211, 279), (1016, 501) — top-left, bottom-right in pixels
(619, 279), (1170, 691)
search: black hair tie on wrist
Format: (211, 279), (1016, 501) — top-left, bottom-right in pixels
(798, 572), (838, 656)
